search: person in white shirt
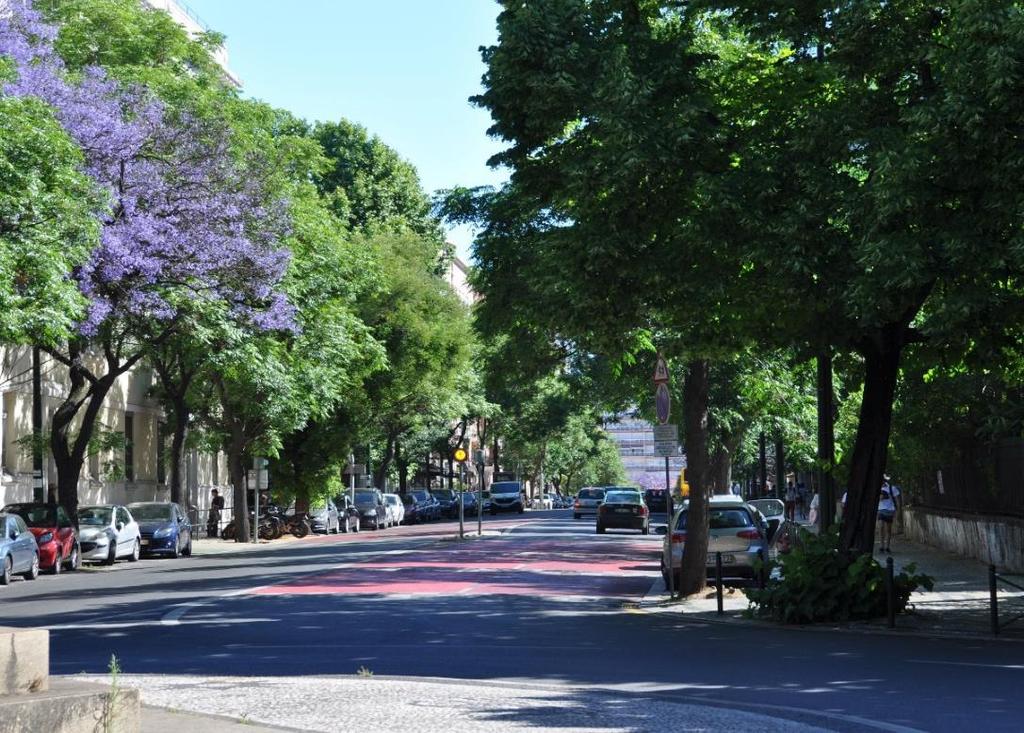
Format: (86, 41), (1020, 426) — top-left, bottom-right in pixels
(877, 475), (901, 553)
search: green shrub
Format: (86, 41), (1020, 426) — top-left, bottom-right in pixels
(744, 528), (934, 624)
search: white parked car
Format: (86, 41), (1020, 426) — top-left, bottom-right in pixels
(77, 505), (141, 564)
(382, 493), (405, 526)
(534, 493), (554, 510)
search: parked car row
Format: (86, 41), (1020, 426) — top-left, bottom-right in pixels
(0, 501), (193, 586)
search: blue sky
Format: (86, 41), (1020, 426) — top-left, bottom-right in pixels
(183, 0), (506, 260)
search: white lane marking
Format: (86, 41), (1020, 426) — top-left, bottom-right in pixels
(907, 659), (1024, 670)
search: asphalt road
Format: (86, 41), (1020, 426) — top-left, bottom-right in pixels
(2, 511), (1021, 732)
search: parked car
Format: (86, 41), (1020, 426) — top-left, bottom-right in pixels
(431, 489), (459, 519)
(78, 505), (141, 564)
(354, 489), (390, 530)
(747, 498), (786, 542)
(596, 490), (650, 535)
(2, 503), (79, 574)
(643, 488), (670, 514)
(458, 491), (479, 516)
(489, 481), (525, 515)
(382, 493), (405, 527)
(309, 500), (341, 534)
(573, 487), (606, 519)
(659, 495), (766, 585)
(480, 490), (492, 513)
(401, 494), (421, 524)
(129, 502), (192, 558)
(533, 493), (554, 510)
(331, 496), (361, 533)
(0, 512), (39, 584)
(409, 490), (438, 521)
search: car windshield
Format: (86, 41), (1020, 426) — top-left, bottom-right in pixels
(79, 507), (113, 526)
(4, 504), (56, 527)
(490, 482), (520, 496)
(750, 499), (785, 517)
(604, 492), (641, 504)
(384, 496), (399, 505)
(412, 491), (429, 501)
(354, 492), (378, 506)
(433, 490), (454, 500)
(578, 489), (605, 500)
(402, 495), (414, 505)
(129, 504), (172, 521)
(675, 508), (753, 531)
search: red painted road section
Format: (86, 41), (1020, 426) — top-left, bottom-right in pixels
(252, 535), (661, 600)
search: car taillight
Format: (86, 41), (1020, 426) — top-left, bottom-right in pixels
(671, 532), (686, 544)
(736, 529), (761, 540)
(574, 500), (581, 508)
(638, 506), (648, 516)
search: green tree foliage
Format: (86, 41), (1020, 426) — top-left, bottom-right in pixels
(313, 119), (441, 241)
(0, 93), (97, 344)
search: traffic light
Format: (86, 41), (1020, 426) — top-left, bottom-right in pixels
(453, 446), (468, 463)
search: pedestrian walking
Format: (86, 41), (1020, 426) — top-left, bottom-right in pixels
(808, 491), (820, 527)
(877, 475), (900, 553)
(797, 482), (808, 520)
(207, 488), (225, 538)
(784, 481), (798, 521)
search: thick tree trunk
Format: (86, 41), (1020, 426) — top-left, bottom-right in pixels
(373, 436), (396, 490)
(50, 367), (118, 526)
(397, 442), (409, 493)
(774, 436), (785, 498)
(678, 359), (711, 597)
(839, 333), (904, 555)
(168, 395), (188, 505)
(711, 441), (732, 494)
(492, 436), (500, 475)
(758, 431), (767, 499)
(228, 422), (249, 543)
(817, 348), (837, 531)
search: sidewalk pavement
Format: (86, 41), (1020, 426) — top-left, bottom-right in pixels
(80, 675), (830, 733)
(638, 533), (1024, 640)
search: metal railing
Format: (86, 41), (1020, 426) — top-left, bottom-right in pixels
(989, 566), (1024, 635)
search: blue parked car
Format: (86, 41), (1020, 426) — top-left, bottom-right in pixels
(0, 512), (40, 585)
(128, 502), (192, 558)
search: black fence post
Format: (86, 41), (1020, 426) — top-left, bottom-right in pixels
(885, 556), (896, 629)
(990, 564), (999, 636)
(715, 552), (724, 615)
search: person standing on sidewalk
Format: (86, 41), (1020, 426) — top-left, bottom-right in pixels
(877, 476), (900, 553)
(784, 481), (798, 521)
(207, 488), (225, 538)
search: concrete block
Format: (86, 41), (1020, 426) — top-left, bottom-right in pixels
(0, 680), (140, 733)
(0, 627), (48, 695)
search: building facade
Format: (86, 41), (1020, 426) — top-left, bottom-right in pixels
(603, 412), (685, 490)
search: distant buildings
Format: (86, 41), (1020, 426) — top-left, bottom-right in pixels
(142, 0), (241, 87)
(603, 412), (685, 490)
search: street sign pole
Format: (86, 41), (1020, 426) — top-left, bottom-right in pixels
(653, 354), (675, 599)
(477, 461), (483, 536)
(458, 463), (465, 539)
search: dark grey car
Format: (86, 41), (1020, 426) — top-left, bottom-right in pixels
(354, 489), (390, 530)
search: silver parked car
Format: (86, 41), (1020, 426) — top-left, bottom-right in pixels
(0, 513), (40, 584)
(660, 495), (766, 585)
(382, 493), (405, 526)
(573, 487), (606, 519)
(78, 505), (142, 564)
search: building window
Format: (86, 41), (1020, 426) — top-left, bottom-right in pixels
(124, 412), (134, 482)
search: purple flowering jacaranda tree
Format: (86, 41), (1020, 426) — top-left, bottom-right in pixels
(0, 2), (294, 523)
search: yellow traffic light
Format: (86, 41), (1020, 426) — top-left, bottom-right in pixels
(453, 447), (468, 463)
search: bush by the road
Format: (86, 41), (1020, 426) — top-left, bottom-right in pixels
(745, 529), (934, 624)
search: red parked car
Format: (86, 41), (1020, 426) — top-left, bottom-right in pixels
(2, 503), (80, 574)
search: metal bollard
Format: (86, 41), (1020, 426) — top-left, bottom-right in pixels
(885, 556), (895, 629)
(715, 552), (724, 615)
(990, 564), (999, 636)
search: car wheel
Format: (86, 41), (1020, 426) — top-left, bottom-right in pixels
(104, 542), (117, 566)
(50, 551), (62, 575)
(518, 505), (524, 514)
(596, 524), (605, 534)
(129, 539), (141, 562)
(642, 525), (650, 535)
(68, 543), (81, 571)
(0, 555), (11, 585)
(353, 519), (360, 533)
(24, 554), (39, 581)
(574, 513), (581, 520)
(171, 537), (180, 559)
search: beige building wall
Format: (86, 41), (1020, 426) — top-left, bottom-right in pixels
(0, 345), (230, 519)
